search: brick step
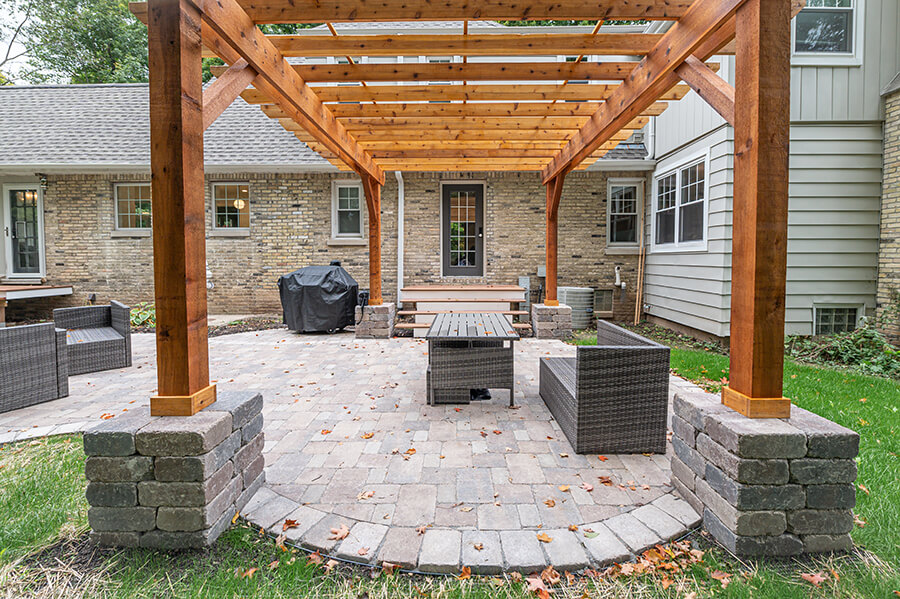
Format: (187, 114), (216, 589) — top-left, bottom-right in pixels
(397, 310), (528, 316)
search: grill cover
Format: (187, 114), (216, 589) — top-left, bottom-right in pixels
(278, 265), (359, 332)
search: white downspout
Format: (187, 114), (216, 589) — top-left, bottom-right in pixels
(395, 171), (405, 302)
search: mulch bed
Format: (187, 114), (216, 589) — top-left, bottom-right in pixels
(134, 316), (288, 337)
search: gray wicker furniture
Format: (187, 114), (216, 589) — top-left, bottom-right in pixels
(0, 323), (69, 413)
(425, 312), (519, 406)
(539, 320), (670, 454)
(53, 302), (132, 375)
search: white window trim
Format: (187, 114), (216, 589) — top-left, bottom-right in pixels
(331, 180), (366, 240)
(113, 182), (152, 231)
(1, 183), (46, 279)
(791, 0), (864, 66)
(606, 178), (643, 249)
(650, 149), (710, 254)
(812, 303), (864, 335)
(211, 182), (251, 231)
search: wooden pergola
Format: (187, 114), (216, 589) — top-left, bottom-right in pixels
(132, 0), (796, 420)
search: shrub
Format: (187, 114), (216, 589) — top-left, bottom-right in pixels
(785, 320), (900, 379)
(130, 302), (156, 328)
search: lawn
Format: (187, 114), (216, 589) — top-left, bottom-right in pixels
(1, 337), (898, 597)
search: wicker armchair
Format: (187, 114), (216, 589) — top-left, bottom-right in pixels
(0, 323), (69, 413)
(539, 320), (670, 454)
(53, 302), (132, 375)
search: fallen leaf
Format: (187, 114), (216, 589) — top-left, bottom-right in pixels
(558, 485), (570, 493)
(307, 551), (324, 565)
(598, 476), (613, 486)
(405, 448), (416, 455)
(536, 532), (553, 543)
(328, 524), (350, 540)
(559, 453), (569, 458)
(493, 430), (503, 435)
(357, 490), (375, 501)
(321, 429), (332, 435)
(526, 575), (551, 599)
(231, 511), (240, 524)
(858, 484), (870, 495)
(800, 572), (828, 588)
(415, 525), (428, 535)
(267, 560), (279, 571)
(568, 524), (578, 532)
(460, 506), (474, 512)
(358, 547), (369, 556)
(474, 543), (484, 551)
(543, 498), (556, 508)
(361, 432), (375, 439)
(239, 567), (258, 579)
(282, 519), (299, 531)
(710, 570), (732, 589)
(597, 455), (609, 462)
(541, 565), (561, 585)
(854, 513), (867, 527)
(509, 571), (523, 583)
(324, 559), (339, 572)
(583, 531), (599, 539)
(382, 562), (401, 575)
(458, 566), (472, 580)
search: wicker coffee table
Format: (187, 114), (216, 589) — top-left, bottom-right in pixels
(425, 312), (519, 407)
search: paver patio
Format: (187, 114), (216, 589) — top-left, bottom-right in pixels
(0, 329), (704, 572)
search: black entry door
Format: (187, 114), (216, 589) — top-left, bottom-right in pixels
(442, 184), (484, 276)
(9, 189), (41, 274)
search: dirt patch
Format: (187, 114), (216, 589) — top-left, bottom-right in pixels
(134, 316), (288, 337)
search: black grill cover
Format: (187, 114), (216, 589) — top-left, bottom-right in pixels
(278, 265), (359, 332)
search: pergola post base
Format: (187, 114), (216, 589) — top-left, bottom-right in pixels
(721, 386), (791, 419)
(531, 303), (572, 339)
(151, 384), (218, 417)
(355, 302), (396, 339)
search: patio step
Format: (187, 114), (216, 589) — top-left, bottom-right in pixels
(395, 323), (431, 330)
(397, 310), (528, 316)
(401, 297), (524, 304)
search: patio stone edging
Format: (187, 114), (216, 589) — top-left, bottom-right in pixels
(671, 391), (860, 557)
(83, 391), (265, 549)
(240, 485), (701, 574)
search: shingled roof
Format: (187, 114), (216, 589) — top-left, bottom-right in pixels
(0, 83), (331, 173)
(0, 82), (649, 173)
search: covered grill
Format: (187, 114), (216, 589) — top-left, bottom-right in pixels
(278, 264), (359, 333)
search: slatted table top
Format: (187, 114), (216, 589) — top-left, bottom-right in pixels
(426, 312), (520, 341)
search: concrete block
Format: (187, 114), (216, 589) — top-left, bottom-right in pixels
(802, 534), (853, 553)
(241, 413), (264, 443)
(631, 504), (685, 541)
(236, 471), (265, 511)
(135, 411), (232, 456)
(89, 531), (142, 547)
(335, 522), (388, 564)
(790, 459), (858, 485)
(705, 463), (804, 511)
(604, 513), (658, 553)
(234, 432), (264, 472)
(377, 527), (423, 570)
(696, 478), (786, 536)
(157, 476), (240, 532)
(138, 461), (232, 507)
(696, 433), (789, 485)
(279, 505), (326, 541)
(85, 456), (154, 482)
(786, 408), (860, 459)
(86, 482), (137, 507)
(580, 523), (631, 566)
(542, 529), (590, 571)
(703, 509), (802, 556)
(88, 507), (156, 532)
(672, 436), (707, 477)
(705, 413), (806, 459)
(299, 515), (355, 554)
(651, 493), (702, 528)
(500, 530), (546, 573)
(787, 510), (853, 535)
(670, 455), (696, 491)
(205, 391), (263, 430)
(673, 392), (731, 430)
(243, 455), (266, 489)
(671, 414), (697, 447)
(671, 476), (703, 516)
(418, 529), (461, 574)
(806, 484), (856, 510)
(83, 411), (153, 456)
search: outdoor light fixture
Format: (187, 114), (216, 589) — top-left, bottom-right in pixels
(37, 174), (48, 191)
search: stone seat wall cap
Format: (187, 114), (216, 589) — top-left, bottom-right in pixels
(135, 410), (233, 455)
(204, 391), (263, 430)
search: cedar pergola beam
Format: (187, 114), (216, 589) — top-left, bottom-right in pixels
(541, 0), (747, 182)
(675, 55), (735, 126)
(202, 58), (257, 130)
(130, 0), (695, 24)
(198, 0), (385, 184)
(323, 102), (669, 119)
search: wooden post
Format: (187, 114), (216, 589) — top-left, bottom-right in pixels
(0, 298), (6, 328)
(361, 175), (383, 306)
(544, 174), (565, 306)
(723, 0), (791, 418)
(147, 0), (215, 416)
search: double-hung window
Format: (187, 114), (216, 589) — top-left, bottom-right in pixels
(607, 180), (641, 247)
(653, 156), (707, 250)
(792, 0), (862, 65)
(115, 183), (152, 230)
(332, 182), (363, 239)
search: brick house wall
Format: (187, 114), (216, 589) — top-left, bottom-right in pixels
(878, 89), (900, 342)
(10, 169), (646, 323)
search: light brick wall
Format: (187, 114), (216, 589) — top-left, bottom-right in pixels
(13, 169), (645, 322)
(878, 90), (900, 341)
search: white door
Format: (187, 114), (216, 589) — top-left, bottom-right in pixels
(3, 185), (44, 278)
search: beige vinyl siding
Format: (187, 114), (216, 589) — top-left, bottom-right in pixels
(643, 123), (882, 337)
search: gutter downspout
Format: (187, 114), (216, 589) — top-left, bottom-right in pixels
(395, 171), (405, 303)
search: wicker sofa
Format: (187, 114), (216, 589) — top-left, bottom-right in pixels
(539, 320), (670, 454)
(53, 302), (132, 375)
(0, 323), (69, 413)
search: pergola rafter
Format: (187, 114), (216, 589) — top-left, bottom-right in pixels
(135, 0), (799, 421)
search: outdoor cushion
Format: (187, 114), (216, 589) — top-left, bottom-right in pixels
(66, 327), (123, 345)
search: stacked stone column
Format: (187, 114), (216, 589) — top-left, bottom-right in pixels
(530, 303), (572, 339)
(671, 391), (859, 556)
(355, 302), (396, 338)
(84, 391), (265, 549)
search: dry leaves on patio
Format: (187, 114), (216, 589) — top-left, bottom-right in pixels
(328, 524), (350, 541)
(536, 532), (553, 543)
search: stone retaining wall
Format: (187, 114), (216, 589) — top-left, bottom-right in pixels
(670, 390), (859, 556)
(355, 303), (396, 338)
(84, 391), (264, 549)
(530, 303), (573, 339)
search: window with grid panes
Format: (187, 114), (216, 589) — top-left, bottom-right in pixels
(815, 307), (858, 335)
(608, 183), (639, 245)
(213, 183), (250, 229)
(334, 184), (362, 237)
(654, 158), (706, 248)
(115, 184), (152, 229)
(794, 0), (854, 54)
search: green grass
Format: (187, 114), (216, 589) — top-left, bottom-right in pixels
(0, 435), (88, 563)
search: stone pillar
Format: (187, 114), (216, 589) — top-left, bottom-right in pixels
(530, 303), (572, 339)
(84, 391), (264, 549)
(355, 302), (396, 339)
(671, 390), (859, 556)
(877, 86), (900, 342)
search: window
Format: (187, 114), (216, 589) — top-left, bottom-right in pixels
(426, 57), (453, 103)
(792, 0), (862, 65)
(815, 306), (859, 335)
(607, 180), (641, 246)
(332, 182), (363, 238)
(115, 184), (151, 229)
(653, 156), (707, 250)
(213, 183), (250, 229)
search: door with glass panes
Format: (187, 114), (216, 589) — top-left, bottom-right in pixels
(442, 184), (484, 276)
(3, 186), (42, 276)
